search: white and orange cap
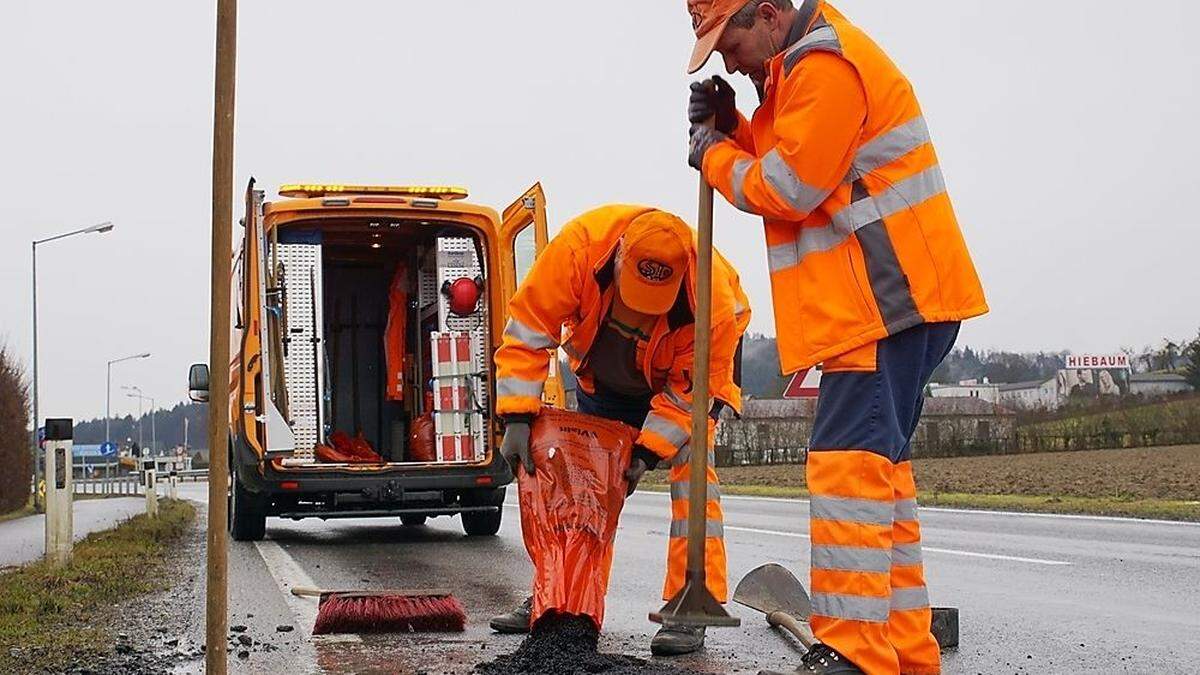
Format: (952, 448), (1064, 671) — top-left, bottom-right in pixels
(617, 212), (694, 315)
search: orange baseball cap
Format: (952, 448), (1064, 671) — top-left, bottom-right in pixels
(687, 0), (748, 73)
(617, 212), (693, 315)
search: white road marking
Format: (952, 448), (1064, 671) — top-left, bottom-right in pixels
(253, 539), (362, 644)
(723, 525), (1072, 566)
(638, 489), (1199, 527)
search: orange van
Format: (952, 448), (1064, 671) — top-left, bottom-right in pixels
(188, 181), (562, 540)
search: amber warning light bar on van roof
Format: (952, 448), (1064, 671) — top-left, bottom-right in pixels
(279, 184), (469, 200)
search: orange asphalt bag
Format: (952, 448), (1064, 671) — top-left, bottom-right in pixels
(518, 408), (637, 629)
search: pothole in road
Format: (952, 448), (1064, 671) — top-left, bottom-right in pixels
(472, 612), (703, 675)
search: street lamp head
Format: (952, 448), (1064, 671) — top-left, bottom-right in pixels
(89, 222), (115, 234)
(137, 353), (151, 359)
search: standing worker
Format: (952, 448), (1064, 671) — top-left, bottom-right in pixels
(490, 204), (751, 656)
(683, 1), (987, 673)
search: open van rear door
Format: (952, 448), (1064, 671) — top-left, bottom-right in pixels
(244, 178), (296, 456)
(497, 183), (566, 408)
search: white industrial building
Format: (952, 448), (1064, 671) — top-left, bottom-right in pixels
(929, 379), (1001, 403)
(1129, 373), (1193, 397)
(998, 378), (1061, 411)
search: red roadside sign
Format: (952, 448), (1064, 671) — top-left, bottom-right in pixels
(782, 367), (822, 399)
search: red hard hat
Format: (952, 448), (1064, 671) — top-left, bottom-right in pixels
(442, 276), (483, 316)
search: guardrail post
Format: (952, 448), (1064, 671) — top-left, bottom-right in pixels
(43, 418), (74, 567)
(144, 459), (158, 518)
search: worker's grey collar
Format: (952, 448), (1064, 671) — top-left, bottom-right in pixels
(781, 0), (820, 53)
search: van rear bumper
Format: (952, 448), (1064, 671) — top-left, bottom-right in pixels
(231, 434), (513, 518)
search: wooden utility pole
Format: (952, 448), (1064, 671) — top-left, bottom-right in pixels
(206, 0), (237, 672)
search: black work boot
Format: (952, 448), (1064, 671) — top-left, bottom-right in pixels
(650, 624), (706, 656)
(798, 643), (865, 674)
(488, 596), (532, 634)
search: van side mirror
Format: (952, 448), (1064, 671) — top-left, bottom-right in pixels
(188, 363), (210, 403)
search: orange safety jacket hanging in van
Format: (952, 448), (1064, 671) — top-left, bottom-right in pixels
(698, 1), (987, 377)
(384, 262), (409, 401)
(494, 204), (751, 602)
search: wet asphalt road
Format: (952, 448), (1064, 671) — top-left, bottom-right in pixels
(0, 496), (147, 568)
(174, 483), (1200, 674)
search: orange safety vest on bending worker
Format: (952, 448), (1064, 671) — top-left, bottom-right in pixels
(494, 204), (751, 602)
(699, 1), (987, 376)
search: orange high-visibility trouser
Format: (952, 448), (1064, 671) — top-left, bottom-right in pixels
(806, 323), (958, 675)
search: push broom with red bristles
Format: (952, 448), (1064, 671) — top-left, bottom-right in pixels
(291, 586), (467, 634)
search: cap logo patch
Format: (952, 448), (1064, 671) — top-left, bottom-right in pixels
(638, 259), (674, 283)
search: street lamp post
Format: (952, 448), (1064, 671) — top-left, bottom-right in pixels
(107, 353), (150, 446)
(123, 386), (155, 455)
(31, 221), (115, 511)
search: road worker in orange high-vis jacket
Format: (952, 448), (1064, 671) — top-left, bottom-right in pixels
(684, 1), (987, 673)
(490, 204), (751, 656)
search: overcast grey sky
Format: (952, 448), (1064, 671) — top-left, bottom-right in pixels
(2, 1), (1197, 422)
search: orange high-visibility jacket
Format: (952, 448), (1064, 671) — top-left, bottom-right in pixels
(494, 205), (751, 463)
(701, 1), (987, 374)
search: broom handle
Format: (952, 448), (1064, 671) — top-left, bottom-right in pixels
(290, 586), (453, 598)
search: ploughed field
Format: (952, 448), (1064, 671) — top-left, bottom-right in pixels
(652, 444), (1200, 502)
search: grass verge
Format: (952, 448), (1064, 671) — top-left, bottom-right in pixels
(640, 483), (1200, 521)
(0, 499), (195, 673)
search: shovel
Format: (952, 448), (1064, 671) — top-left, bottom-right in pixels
(733, 563), (816, 649)
(735, 564), (961, 651)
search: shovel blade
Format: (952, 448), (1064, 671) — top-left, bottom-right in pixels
(733, 563), (812, 620)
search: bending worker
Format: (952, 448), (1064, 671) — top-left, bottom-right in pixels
(684, 1), (987, 673)
(490, 204), (751, 656)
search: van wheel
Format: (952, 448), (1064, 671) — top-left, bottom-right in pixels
(400, 514), (428, 526)
(229, 465), (267, 541)
(461, 508), (502, 537)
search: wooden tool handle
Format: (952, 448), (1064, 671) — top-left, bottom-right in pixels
(767, 610), (815, 649)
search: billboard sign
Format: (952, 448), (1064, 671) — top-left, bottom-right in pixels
(1065, 354), (1130, 370)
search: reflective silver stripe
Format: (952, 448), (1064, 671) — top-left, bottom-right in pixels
(504, 319), (558, 350)
(768, 240), (800, 274)
(890, 586), (930, 611)
(894, 498), (919, 522)
(644, 412), (689, 449)
(763, 163), (953, 276)
(810, 496), (894, 527)
(783, 25), (841, 75)
(664, 386), (692, 415)
(495, 377), (544, 399)
(811, 593), (890, 623)
(891, 542), (923, 566)
(670, 447), (715, 468)
(669, 519), (725, 538)
(669, 481), (722, 502)
(852, 116), (931, 179)
(833, 165), (947, 234)
(812, 545), (892, 574)
(562, 341), (582, 360)
(731, 158), (753, 213)
(762, 148), (830, 215)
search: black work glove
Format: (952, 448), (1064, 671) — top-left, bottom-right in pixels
(688, 123), (728, 171)
(689, 75), (738, 134)
(500, 419), (534, 476)
(624, 445), (660, 497)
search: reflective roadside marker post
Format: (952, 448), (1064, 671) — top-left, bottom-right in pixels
(169, 469), (179, 500)
(144, 458), (158, 518)
(43, 418), (74, 567)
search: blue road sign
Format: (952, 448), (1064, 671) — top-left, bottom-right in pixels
(99, 442), (118, 457)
